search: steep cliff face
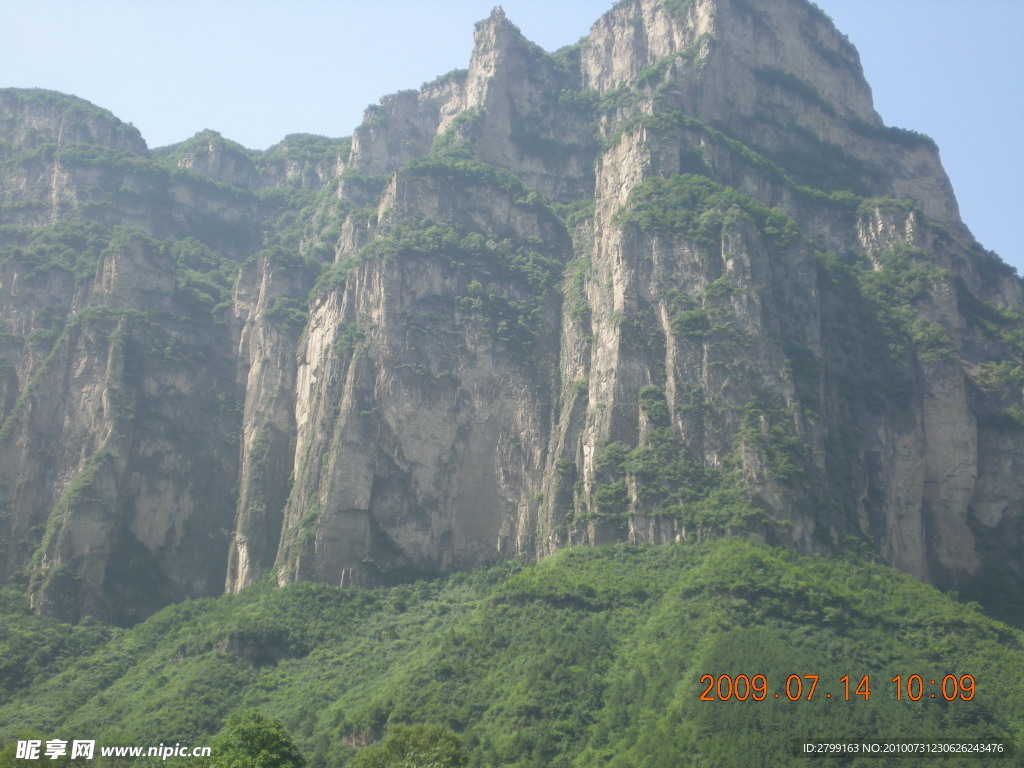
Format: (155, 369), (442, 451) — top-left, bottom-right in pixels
(0, 93), (254, 623)
(0, 227), (241, 624)
(578, 0), (959, 223)
(0, 0), (1021, 624)
(224, 251), (310, 593)
(274, 166), (569, 586)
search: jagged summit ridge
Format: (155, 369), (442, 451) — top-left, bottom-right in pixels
(0, 0), (1020, 625)
(345, 0), (959, 225)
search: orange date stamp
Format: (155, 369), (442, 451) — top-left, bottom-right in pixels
(699, 674), (976, 701)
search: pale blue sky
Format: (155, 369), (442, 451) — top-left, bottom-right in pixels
(1, 0), (1021, 272)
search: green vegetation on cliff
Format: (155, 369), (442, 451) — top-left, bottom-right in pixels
(614, 173), (799, 252)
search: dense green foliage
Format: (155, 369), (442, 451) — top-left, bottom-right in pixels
(855, 246), (955, 363)
(360, 218), (560, 294)
(0, 221), (245, 317)
(584, 390), (800, 538)
(0, 540), (1020, 767)
(614, 174), (799, 253)
(404, 154), (547, 214)
(0, 589), (118, 701)
(0, 220), (112, 281)
(352, 724), (467, 768)
(213, 711), (306, 768)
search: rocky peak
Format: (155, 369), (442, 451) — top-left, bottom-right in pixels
(256, 134), (349, 190)
(579, 0), (873, 115)
(0, 88), (147, 155)
(163, 130), (259, 190)
(466, 3), (547, 108)
(579, 0), (960, 227)
(476, 5), (516, 40)
(579, 0), (714, 93)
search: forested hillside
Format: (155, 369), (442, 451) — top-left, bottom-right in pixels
(1, 539), (1021, 766)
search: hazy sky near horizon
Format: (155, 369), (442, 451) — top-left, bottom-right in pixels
(2, 0), (1021, 272)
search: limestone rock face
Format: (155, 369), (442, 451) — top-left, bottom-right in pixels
(170, 131), (260, 190)
(0, 89), (146, 155)
(0, 227), (240, 624)
(0, 0), (1020, 623)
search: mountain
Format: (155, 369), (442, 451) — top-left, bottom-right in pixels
(0, 0), (1021, 627)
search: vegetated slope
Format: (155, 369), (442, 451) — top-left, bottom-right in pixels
(0, 540), (1021, 767)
